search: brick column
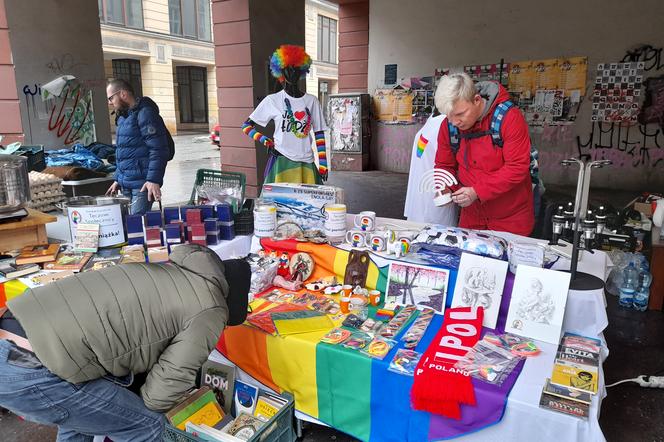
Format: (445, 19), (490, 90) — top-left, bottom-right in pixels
(0, 0), (23, 144)
(213, 0), (304, 197)
(338, 0), (368, 93)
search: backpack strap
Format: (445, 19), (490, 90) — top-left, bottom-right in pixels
(489, 101), (514, 147)
(447, 119), (461, 154)
(447, 100), (515, 154)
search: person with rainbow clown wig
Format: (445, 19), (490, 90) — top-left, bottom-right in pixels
(242, 45), (328, 185)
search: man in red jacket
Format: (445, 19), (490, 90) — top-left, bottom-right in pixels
(434, 73), (534, 236)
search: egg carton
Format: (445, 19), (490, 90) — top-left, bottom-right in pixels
(28, 171), (62, 187)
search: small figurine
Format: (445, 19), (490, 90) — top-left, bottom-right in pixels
(277, 252), (291, 279)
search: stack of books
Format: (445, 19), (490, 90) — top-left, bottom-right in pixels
(170, 361), (290, 442)
(539, 332), (601, 419)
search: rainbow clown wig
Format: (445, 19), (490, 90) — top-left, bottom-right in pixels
(270, 45), (312, 83)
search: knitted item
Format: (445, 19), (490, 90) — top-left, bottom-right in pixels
(242, 119), (274, 148)
(411, 306), (484, 419)
(314, 130), (327, 176)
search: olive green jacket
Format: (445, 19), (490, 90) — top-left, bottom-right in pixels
(8, 244), (229, 412)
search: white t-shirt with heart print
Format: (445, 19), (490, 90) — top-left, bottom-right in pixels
(249, 90), (327, 163)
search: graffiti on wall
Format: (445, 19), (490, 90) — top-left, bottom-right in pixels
(575, 121), (664, 168)
(621, 45), (663, 72)
(22, 79), (96, 146)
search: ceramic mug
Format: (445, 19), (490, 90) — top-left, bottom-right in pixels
(324, 203), (347, 239)
(354, 211), (376, 232)
(368, 230), (395, 252)
(346, 230), (367, 248)
(369, 290), (381, 306)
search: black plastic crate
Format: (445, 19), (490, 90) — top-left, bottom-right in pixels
(234, 198), (255, 236)
(17, 145), (46, 172)
(163, 390), (295, 442)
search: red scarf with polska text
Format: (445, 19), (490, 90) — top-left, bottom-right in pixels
(411, 306), (484, 419)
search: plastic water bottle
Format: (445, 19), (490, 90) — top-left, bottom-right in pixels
(633, 268), (652, 311)
(618, 262), (638, 308)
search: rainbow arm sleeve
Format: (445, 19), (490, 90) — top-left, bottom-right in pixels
(315, 130), (327, 179)
(242, 119), (274, 148)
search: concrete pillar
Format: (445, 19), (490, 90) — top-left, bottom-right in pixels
(212, 0), (305, 198)
(0, 0), (23, 144)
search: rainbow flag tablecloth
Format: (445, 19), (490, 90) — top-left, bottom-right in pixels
(218, 240), (523, 441)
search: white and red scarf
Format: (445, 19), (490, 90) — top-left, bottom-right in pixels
(411, 306), (484, 419)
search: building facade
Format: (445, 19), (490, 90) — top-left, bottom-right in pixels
(99, 0), (217, 134)
(305, 0), (338, 117)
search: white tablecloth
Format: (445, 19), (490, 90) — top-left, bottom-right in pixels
(207, 235), (253, 260)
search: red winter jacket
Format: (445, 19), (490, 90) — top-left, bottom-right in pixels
(435, 82), (534, 236)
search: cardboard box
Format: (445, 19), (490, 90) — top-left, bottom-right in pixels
(261, 183), (344, 231)
(634, 202), (653, 217)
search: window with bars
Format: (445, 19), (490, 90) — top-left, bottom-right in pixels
(98, 0), (143, 29)
(112, 59), (143, 97)
(317, 15), (337, 64)
(169, 0), (211, 42)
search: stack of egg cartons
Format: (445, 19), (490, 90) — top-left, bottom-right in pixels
(26, 171), (66, 212)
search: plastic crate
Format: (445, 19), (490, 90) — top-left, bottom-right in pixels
(17, 145), (46, 172)
(163, 391), (295, 442)
(233, 198), (254, 236)
(189, 169), (246, 214)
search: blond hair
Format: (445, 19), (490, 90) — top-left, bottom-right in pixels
(434, 72), (477, 115)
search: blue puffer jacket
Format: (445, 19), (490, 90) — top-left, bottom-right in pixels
(115, 97), (169, 189)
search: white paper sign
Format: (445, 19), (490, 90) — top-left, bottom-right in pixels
(505, 265), (571, 344)
(451, 253), (509, 329)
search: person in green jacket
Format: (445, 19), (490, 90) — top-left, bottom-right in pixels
(0, 244), (250, 442)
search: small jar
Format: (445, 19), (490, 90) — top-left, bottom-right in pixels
(253, 199), (277, 237)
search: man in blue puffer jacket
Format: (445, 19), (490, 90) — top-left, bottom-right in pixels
(106, 79), (169, 215)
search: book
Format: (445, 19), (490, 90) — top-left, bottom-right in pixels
(74, 223), (100, 253)
(234, 380), (259, 416)
(556, 345), (600, 367)
(18, 270), (75, 288)
(44, 251), (93, 272)
(561, 332), (602, 354)
(253, 395), (283, 421)
(0, 262), (40, 279)
(185, 422), (237, 442)
(15, 244), (60, 265)
(120, 244), (146, 264)
(201, 360), (236, 414)
(166, 387), (224, 430)
(543, 378), (592, 405)
(225, 412), (264, 441)
(539, 391), (589, 419)
(82, 249), (123, 272)
(550, 360), (599, 394)
(176, 400), (224, 431)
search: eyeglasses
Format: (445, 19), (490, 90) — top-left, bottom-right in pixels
(107, 91), (120, 102)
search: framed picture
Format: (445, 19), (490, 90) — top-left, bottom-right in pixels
(451, 253), (509, 329)
(385, 262), (450, 312)
(505, 265), (572, 344)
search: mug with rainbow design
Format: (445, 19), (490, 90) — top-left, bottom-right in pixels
(354, 211), (376, 232)
(345, 230), (367, 248)
(369, 230), (394, 252)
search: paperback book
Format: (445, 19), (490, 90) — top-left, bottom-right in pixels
(225, 412), (264, 441)
(0, 262), (40, 279)
(15, 244), (60, 265)
(166, 387), (225, 431)
(44, 251), (93, 272)
(550, 360), (599, 394)
(233, 380), (259, 416)
(201, 360), (236, 414)
(82, 249), (123, 272)
(74, 223), (100, 253)
(539, 392), (589, 419)
(543, 378), (592, 404)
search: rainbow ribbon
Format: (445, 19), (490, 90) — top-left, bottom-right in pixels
(416, 134), (429, 158)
